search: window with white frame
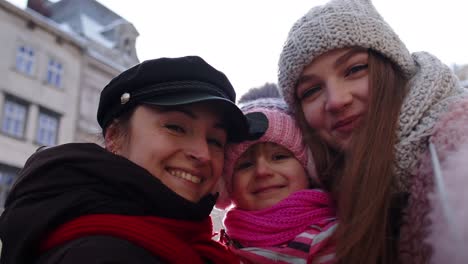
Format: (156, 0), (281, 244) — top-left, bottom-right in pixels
(0, 164), (19, 207)
(36, 110), (59, 146)
(1, 98), (28, 138)
(15, 44), (35, 76)
(46, 58), (63, 88)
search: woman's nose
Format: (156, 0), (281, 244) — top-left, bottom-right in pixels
(186, 139), (211, 164)
(325, 81), (352, 113)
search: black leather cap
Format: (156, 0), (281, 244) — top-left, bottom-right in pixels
(97, 56), (248, 142)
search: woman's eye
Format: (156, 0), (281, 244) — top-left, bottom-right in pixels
(164, 124), (185, 134)
(235, 161), (253, 171)
(346, 64), (368, 77)
(299, 85), (321, 100)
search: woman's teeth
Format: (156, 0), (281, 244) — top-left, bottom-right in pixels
(169, 170), (201, 184)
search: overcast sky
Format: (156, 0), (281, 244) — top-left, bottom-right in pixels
(8, 0), (468, 98)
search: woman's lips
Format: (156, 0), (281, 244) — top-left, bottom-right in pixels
(332, 115), (362, 133)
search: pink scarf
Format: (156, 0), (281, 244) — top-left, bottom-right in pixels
(224, 189), (336, 247)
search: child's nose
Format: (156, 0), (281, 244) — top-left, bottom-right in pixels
(254, 158), (273, 178)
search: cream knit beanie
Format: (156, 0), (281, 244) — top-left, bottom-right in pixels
(278, 0), (417, 109)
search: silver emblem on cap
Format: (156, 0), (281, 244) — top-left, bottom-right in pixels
(120, 93), (130, 104)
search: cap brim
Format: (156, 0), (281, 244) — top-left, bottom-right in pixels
(140, 92), (249, 142)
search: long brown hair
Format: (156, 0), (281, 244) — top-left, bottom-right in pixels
(294, 49), (408, 263)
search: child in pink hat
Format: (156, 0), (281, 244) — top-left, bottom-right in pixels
(217, 97), (337, 264)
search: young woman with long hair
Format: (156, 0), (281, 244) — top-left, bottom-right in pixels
(277, 0), (468, 263)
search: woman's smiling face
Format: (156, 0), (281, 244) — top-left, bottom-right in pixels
(296, 48), (370, 150)
(113, 103), (227, 203)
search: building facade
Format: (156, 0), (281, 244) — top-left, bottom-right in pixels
(0, 0), (139, 206)
(42, 0), (139, 142)
(453, 64), (468, 88)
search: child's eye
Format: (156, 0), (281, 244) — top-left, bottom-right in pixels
(272, 152), (291, 161)
(164, 124), (185, 134)
(299, 85), (321, 101)
(345, 64), (368, 77)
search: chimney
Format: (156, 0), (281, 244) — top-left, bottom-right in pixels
(27, 0), (51, 17)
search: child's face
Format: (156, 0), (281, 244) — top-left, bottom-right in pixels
(231, 142), (309, 211)
(116, 103), (227, 202)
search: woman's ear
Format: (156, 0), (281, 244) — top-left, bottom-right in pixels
(104, 122), (120, 154)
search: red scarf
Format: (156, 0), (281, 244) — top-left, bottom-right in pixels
(41, 214), (239, 264)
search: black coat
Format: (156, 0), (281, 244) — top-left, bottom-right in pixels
(0, 143), (216, 264)
(36, 236), (163, 264)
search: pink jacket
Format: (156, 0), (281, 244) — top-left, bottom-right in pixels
(399, 98), (468, 263)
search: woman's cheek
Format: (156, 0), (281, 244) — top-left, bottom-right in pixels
(302, 103), (322, 129)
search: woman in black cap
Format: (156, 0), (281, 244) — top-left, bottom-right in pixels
(0, 56), (248, 264)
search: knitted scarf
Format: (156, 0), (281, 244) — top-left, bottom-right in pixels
(40, 214), (239, 264)
(395, 52), (467, 191)
(224, 189), (336, 247)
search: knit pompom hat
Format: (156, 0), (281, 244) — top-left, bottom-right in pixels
(278, 0), (418, 109)
(216, 98), (318, 209)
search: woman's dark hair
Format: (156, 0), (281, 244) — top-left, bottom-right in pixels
(104, 107), (137, 152)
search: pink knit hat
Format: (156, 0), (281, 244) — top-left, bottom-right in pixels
(216, 98), (318, 209)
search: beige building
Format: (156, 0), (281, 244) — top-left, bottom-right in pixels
(454, 64), (468, 81)
(453, 64), (468, 88)
(0, 0), (139, 206)
(0, 0), (83, 204)
(40, 0), (139, 142)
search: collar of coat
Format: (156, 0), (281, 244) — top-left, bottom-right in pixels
(0, 143), (216, 264)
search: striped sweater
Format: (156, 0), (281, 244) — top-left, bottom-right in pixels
(226, 220), (336, 264)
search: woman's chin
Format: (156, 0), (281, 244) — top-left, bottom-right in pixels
(328, 136), (352, 152)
